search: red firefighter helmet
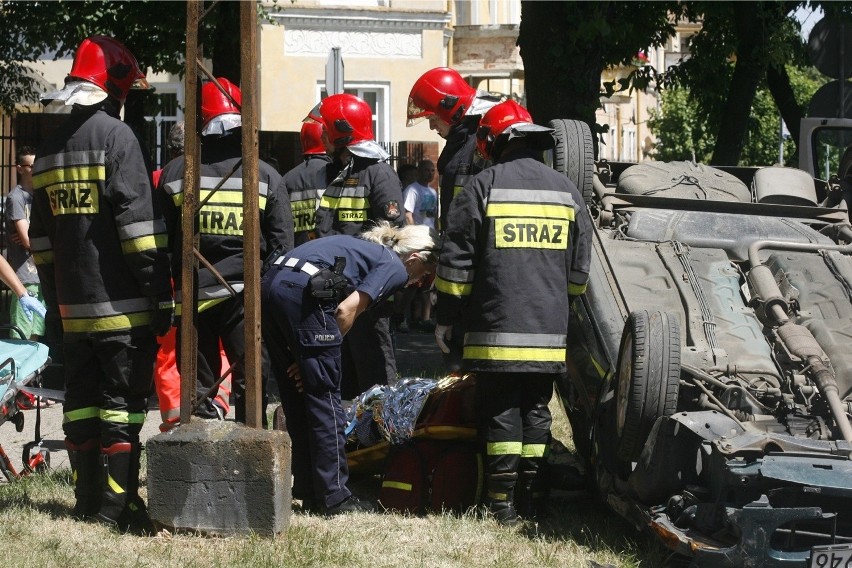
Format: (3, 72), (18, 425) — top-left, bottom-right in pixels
(476, 100), (552, 160)
(407, 67), (476, 127)
(300, 120), (326, 155)
(201, 78), (242, 127)
(68, 35), (148, 104)
(318, 94), (374, 148)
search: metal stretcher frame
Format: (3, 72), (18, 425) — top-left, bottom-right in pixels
(0, 325), (52, 481)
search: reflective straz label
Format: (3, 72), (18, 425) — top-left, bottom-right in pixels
(495, 218), (570, 249)
(47, 183), (99, 215)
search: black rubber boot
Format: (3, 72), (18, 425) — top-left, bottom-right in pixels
(116, 444), (154, 534)
(95, 442), (133, 526)
(484, 473), (520, 527)
(515, 468), (549, 521)
(515, 455), (550, 521)
(65, 438), (101, 519)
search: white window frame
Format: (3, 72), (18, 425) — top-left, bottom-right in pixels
(145, 82), (184, 169)
(316, 83), (391, 143)
(621, 125), (637, 162)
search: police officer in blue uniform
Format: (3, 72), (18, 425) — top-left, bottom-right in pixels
(261, 221), (439, 514)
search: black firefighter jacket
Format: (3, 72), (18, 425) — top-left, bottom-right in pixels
(29, 105), (172, 339)
(315, 156), (404, 237)
(277, 154), (333, 246)
(158, 134), (294, 312)
(435, 148), (593, 374)
(437, 117), (486, 230)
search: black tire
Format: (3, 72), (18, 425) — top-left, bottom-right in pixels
(547, 119), (595, 204)
(614, 310), (680, 462)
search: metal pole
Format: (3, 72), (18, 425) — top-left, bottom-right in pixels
(180, 0), (202, 425)
(241, 0), (262, 429)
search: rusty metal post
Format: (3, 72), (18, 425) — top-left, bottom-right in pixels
(180, 0), (202, 425)
(241, 1), (262, 429)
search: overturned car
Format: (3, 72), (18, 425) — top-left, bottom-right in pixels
(549, 119), (852, 567)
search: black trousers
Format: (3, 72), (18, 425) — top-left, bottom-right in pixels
(62, 333), (157, 447)
(177, 295), (271, 422)
(476, 372), (554, 477)
(262, 266), (351, 509)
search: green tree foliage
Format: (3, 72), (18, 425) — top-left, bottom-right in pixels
(648, 65), (823, 166)
(0, 0), (255, 113)
(517, 1), (852, 166)
(518, 0), (682, 130)
(646, 88), (714, 163)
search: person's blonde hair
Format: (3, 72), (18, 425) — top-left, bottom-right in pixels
(361, 221), (440, 264)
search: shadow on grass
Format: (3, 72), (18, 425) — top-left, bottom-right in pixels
(528, 493), (690, 567)
(0, 468), (75, 519)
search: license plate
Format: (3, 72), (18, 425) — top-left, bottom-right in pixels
(810, 544), (852, 568)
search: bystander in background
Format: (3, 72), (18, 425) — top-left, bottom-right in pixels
(400, 159), (437, 332)
(4, 146), (45, 340)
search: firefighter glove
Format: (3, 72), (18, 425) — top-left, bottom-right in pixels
(435, 323), (453, 354)
(150, 294), (175, 336)
(18, 293), (47, 321)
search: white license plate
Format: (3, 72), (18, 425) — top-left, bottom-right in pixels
(810, 544), (852, 568)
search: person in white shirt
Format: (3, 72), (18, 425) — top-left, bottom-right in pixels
(401, 159), (438, 330)
(403, 159), (437, 228)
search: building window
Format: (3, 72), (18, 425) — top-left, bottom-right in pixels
(318, 83), (390, 143)
(145, 83), (183, 170)
(621, 125), (637, 162)
(454, 0), (470, 25)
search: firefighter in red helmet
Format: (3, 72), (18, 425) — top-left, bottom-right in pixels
(274, 119), (334, 246)
(407, 67), (501, 229)
(312, 93), (404, 399)
(407, 67), (501, 373)
(158, 77), (294, 423)
(434, 100), (593, 525)
(29, 35), (172, 531)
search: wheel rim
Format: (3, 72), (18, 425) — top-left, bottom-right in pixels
(616, 336), (633, 437)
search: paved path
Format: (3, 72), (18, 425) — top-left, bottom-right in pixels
(0, 328), (443, 477)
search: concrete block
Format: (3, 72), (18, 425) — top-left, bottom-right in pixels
(146, 420), (291, 536)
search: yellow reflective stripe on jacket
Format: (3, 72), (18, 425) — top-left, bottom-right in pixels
(568, 282), (588, 296)
(521, 443), (547, 458)
(485, 203), (576, 220)
(453, 174), (470, 197)
(464, 332), (568, 363)
(174, 297), (228, 316)
(486, 441), (522, 456)
(32, 164), (106, 187)
(199, 189), (268, 210)
(62, 311), (152, 334)
(435, 275), (473, 297)
(464, 345), (566, 362)
(32, 251), (54, 265)
(100, 409), (146, 424)
(121, 233), (168, 255)
(64, 406), (100, 424)
(320, 195), (368, 211)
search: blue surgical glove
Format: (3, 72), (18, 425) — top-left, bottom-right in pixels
(19, 293), (47, 321)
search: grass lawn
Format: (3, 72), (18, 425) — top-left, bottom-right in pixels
(0, 396), (674, 567)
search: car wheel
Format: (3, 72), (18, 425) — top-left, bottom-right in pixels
(547, 119), (595, 203)
(614, 310), (680, 462)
